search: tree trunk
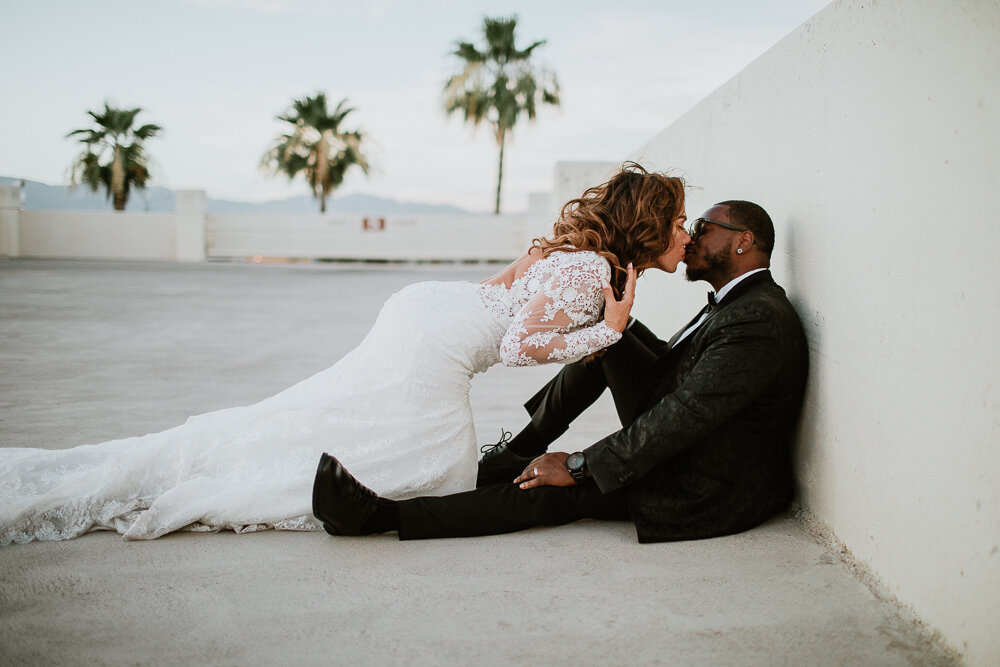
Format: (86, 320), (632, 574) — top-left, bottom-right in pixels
(111, 146), (126, 211)
(316, 134), (330, 214)
(494, 129), (505, 214)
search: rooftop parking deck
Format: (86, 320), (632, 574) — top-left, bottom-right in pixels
(0, 259), (956, 666)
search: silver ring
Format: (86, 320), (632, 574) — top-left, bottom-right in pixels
(533, 467), (539, 476)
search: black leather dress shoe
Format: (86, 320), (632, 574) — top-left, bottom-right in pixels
(312, 453), (381, 536)
(477, 433), (534, 487)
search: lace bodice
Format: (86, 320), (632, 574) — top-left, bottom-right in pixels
(477, 250), (622, 366)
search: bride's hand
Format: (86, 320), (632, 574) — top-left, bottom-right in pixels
(602, 263), (635, 333)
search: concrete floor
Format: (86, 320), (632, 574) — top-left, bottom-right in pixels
(0, 259), (957, 666)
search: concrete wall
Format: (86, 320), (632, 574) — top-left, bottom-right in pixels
(4, 188), (207, 262)
(626, 0), (999, 663)
(15, 210), (197, 261)
(0, 185), (21, 256)
(208, 212), (522, 262)
(0, 186), (523, 262)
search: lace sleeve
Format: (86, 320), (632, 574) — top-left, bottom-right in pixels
(499, 253), (623, 367)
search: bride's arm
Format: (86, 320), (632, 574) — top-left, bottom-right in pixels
(498, 259), (636, 367)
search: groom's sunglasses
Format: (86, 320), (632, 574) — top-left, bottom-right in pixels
(688, 217), (749, 240)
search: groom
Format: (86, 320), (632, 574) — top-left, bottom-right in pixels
(314, 200), (809, 542)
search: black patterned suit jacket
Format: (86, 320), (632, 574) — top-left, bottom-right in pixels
(585, 270), (809, 543)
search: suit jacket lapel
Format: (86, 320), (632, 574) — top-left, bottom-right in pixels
(636, 270), (777, 414)
(713, 270), (774, 310)
(662, 271), (774, 349)
(665, 302), (712, 348)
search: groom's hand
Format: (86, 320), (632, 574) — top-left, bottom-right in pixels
(515, 452), (574, 489)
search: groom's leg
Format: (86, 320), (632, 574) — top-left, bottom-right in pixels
(522, 319), (662, 443)
(477, 320), (662, 488)
(397, 483), (630, 540)
(478, 344), (624, 487)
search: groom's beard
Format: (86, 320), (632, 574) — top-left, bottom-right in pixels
(685, 246), (733, 283)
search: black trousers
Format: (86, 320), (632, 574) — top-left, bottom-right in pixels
(398, 481), (630, 539)
(395, 321), (663, 540)
(523, 319), (663, 450)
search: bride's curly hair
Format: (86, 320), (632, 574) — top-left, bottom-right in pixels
(533, 162), (686, 298)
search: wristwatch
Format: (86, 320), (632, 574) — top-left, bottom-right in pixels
(566, 451), (587, 483)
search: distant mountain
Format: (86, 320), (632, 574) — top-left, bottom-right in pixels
(0, 176), (477, 216)
(0, 176), (176, 212)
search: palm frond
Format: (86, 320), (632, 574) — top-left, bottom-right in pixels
(261, 92), (371, 210)
(65, 103), (161, 208)
(133, 123), (162, 140)
(453, 41), (486, 62)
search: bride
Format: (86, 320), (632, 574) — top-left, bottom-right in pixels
(0, 163), (688, 545)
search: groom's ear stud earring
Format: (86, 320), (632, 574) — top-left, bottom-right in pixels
(736, 248), (743, 254)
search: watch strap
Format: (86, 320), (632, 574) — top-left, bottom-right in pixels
(567, 452), (587, 482)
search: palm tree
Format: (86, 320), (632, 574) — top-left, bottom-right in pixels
(261, 93), (370, 213)
(443, 16), (560, 214)
(67, 103), (161, 211)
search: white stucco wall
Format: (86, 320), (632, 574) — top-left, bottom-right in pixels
(13, 190), (208, 261)
(5, 200), (522, 262)
(0, 185), (21, 257)
(627, 0), (999, 663)
(207, 213), (523, 261)
(17, 210), (188, 261)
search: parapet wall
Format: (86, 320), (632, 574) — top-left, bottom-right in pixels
(0, 187), (524, 263)
(626, 0), (999, 663)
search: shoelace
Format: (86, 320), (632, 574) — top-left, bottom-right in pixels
(479, 428), (513, 455)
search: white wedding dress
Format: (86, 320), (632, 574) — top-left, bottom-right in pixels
(1, 251), (621, 545)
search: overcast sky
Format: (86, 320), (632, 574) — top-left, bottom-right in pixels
(1, 0), (830, 212)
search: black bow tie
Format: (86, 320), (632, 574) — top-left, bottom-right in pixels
(707, 292), (718, 309)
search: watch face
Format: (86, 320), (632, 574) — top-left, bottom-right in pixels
(567, 453), (585, 471)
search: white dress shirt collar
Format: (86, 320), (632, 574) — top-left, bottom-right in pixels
(711, 268), (768, 304)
